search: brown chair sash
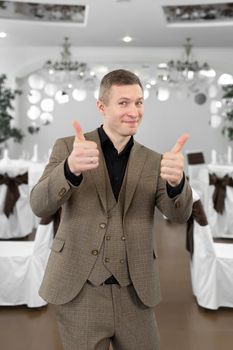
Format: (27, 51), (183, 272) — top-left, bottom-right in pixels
(187, 152), (205, 165)
(186, 199), (208, 257)
(209, 173), (233, 214)
(0, 172), (28, 218)
(39, 208), (61, 236)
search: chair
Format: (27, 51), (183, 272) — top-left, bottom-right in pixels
(207, 171), (233, 238)
(186, 151), (209, 207)
(187, 151), (205, 166)
(0, 222), (53, 307)
(190, 189), (233, 309)
(0, 171), (35, 239)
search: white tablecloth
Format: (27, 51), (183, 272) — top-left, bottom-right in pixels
(0, 222), (53, 307)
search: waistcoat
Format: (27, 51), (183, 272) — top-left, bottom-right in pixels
(88, 160), (131, 286)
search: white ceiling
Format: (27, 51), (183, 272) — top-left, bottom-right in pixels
(0, 0), (233, 48)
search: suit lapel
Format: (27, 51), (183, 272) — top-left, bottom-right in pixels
(85, 130), (107, 213)
(84, 130), (147, 215)
(124, 141), (147, 216)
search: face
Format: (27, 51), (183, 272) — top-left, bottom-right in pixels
(97, 84), (144, 139)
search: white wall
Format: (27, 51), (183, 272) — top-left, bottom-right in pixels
(1, 46), (233, 163)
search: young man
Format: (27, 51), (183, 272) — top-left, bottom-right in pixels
(30, 69), (192, 350)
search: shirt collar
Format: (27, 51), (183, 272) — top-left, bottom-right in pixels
(98, 125), (134, 153)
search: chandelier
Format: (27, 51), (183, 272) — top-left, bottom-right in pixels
(156, 38), (216, 104)
(26, 37), (99, 132)
(43, 37), (89, 85)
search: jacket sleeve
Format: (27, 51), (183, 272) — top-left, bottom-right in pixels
(30, 137), (77, 217)
(155, 172), (193, 224)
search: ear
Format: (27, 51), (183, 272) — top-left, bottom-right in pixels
(97, 99), (105, 115)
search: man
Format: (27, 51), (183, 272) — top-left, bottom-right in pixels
(30, 69), (192, 350)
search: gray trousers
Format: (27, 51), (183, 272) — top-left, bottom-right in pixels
(55, 282), (160, 350)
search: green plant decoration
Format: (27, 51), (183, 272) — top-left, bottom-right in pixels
(221, 85), (233, 141)
(0, 74), (24, 144)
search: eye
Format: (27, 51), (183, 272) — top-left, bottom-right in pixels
(136, 100), (143, 106)
(119, 101), (128, 106)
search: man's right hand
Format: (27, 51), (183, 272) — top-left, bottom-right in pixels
(68, 120), (99, 176)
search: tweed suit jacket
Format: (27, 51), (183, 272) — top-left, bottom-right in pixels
(30, 129), (192, 307)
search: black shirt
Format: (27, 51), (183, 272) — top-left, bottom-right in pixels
(64, 126), (184, 199)
(97, 126), (133, 200)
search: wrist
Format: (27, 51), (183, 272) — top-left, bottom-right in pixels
(67, 157), (81, 176)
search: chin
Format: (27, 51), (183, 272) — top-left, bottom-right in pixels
(125, 129), (137, 136)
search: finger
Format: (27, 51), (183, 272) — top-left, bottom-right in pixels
(161, 157), (183, 169)
(161, 167), (182, 176)
(72, 148), (99, 160)
(162, 152), (181, 161)
(74, 156), (99, 165)
(72, 120), (85, 142)
(161, 167), (183, 177)
(73, 140), (98, 150)
(171, 133), (189, 154)
(78, 149), (99, 157)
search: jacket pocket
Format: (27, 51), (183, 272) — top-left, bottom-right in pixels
(153, 249), (157, 260)
(51, 238), (65, 253)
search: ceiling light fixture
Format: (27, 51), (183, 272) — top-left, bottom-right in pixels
(163, 3), (233, 25)
(0, 2), (87, 24)
(0, 31), (7, 38)
(122, 36), (133, 43)
(43, 37), (88, 84)
(156, 37), (216, 104)
(26, 37), (98, 131)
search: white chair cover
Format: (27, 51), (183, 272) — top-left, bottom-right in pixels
(0, 183), (35, 239)
(190, 189), (233, 309)
(188, 163), (209, 205)
(186, 151), (209, 207)
(207, 164), (233, 238)
(0, 159), (46, 238)
(188, 159), (233, 238)
(0, 222), (53, 307)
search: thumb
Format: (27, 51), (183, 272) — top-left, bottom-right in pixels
(72, 120), (85, 142)
(171, 133), (189, 154)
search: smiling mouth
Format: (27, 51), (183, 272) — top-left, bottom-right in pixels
(123, 120), (138, 124)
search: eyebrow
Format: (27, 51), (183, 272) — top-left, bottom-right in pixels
(118, 97), (144, 101)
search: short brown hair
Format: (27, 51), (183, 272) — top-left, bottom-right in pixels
(98, 69), (143, 104)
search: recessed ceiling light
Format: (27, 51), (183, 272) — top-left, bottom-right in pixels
(0, 32), (7, 38)
(122, 36), (133, 43)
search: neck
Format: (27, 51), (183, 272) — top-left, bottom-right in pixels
(103, 125), (131, 153)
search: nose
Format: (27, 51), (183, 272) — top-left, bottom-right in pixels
(127, 104), (138, 118)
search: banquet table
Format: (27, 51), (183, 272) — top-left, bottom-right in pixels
(0, 158), (46, 239)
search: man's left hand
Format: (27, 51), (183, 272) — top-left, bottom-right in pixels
(160, 133), (189, 187)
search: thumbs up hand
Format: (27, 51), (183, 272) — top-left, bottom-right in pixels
(68, 120), (99, 176)
(160, 133), (189, 187)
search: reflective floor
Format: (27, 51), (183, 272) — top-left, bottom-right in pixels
(0, 211), (233, 350)
(155, 212), (233, 350)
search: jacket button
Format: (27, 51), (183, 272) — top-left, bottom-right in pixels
(91, 249), (99, 256)
(120, 259), (125, 264)
(58, 188), (66, 196)
(106, 235), (111, 240)
(175, 201), (181, 208)
(121, 236), (126, 241)
(99, 223), (106, 229)
(104, 257), (110, 263)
